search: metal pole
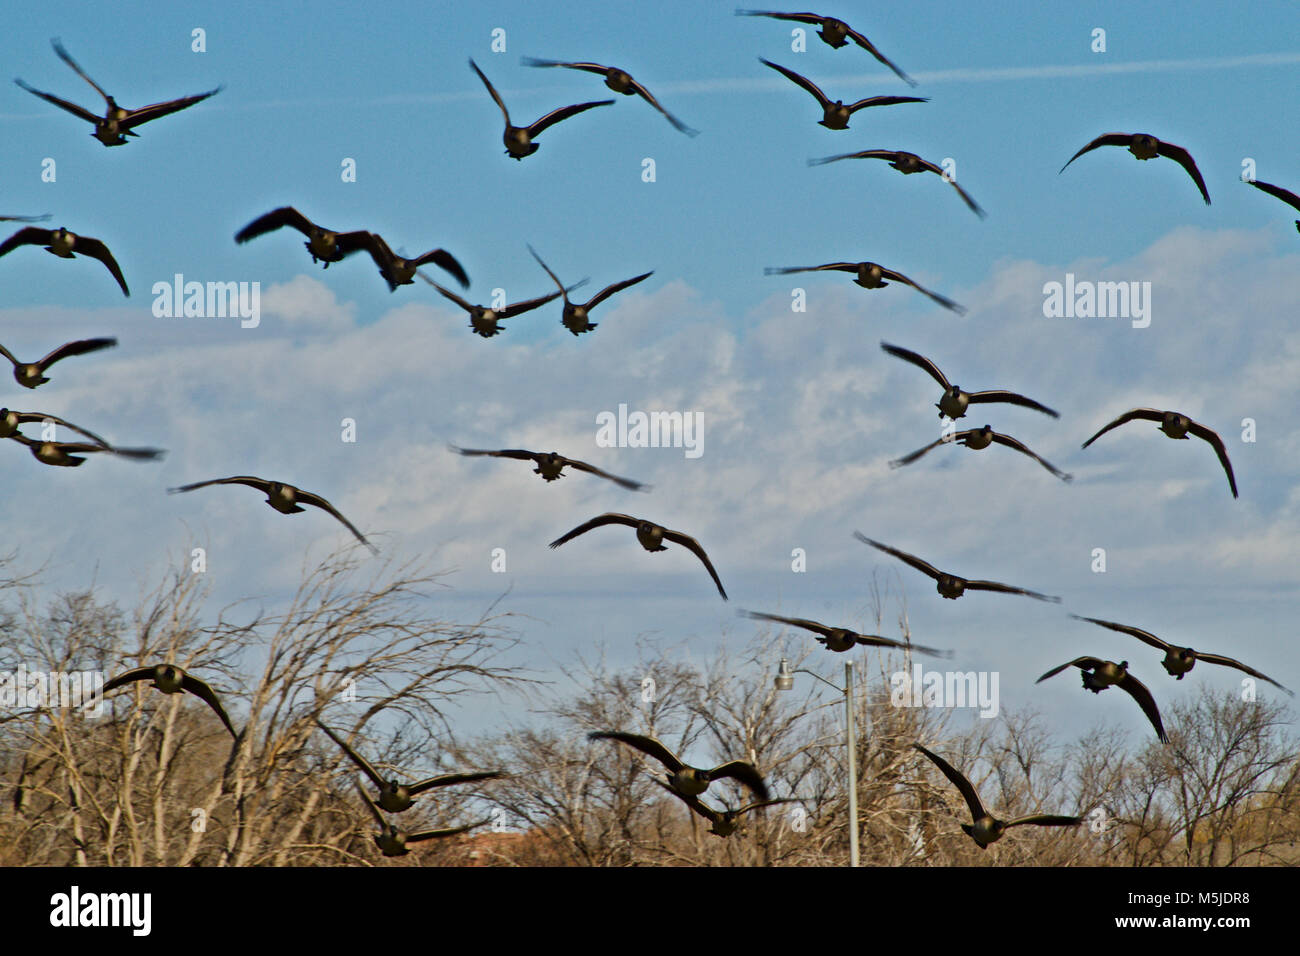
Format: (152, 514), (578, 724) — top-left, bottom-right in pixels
(845, 660), (859, 868)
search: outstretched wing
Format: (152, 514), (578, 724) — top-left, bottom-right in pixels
(13, 78), (100, 123)
(944, 176), (987, 218)
(740, 609), (833, 639)
(880, 342), (950, 389)
(407, 817), (493, 843)
(1036, 657), (1105, 683)
(101, 665), (159, 695)
(562, 456), (650, 492)
(51, 38), (113, 104)
(317, 720), (386, 789)
(852, 532), (942, 581)
(966, 390), (1059, 418)
(624, 76), (698, 136)
(1069, 615), (1170, 652)
(807, 149), (900, 167)
(122, 88), (222, 130)
(168, 475), (275, 495)
(735, 10), (825, 26)
(524, 99), (614, 137)
(1247, 179), (1300, 212)
(410, 248), (469, 289)
(843, 25), (916, 86)
(180, 673), (237, 738)
(295, 489), (377, 554)
(846, 95), (927, 114)
(1193, 653), (1293, 696)
(651, 777), (722, 826)
(913, 744), (985, 822)
(878, 267), (967, 314)
(890, 433), (963, 469)
(764, 262), (858, 275)
(497, 288), (564, 318)
(1059, 133), (1133, 173)
(759, 58), (830, 110)
(1186, 420), (1238, 498)
(68, 237), (129, 296)
(1155, 140), (1211, 205)
(1005, 814), (1084, 829)
(235, 206), (317, 243)
(0, 227), (55, 258)
(469, 58), (511, 126)
(450, 446), (539, 462)
(709, 761), (770, 802)
(420, 274), (476, 312)
(1117, 672), (1169, 743)
(964, 579), (1061, 603)
(519, 58), (609, 77)
(549, 513), (641, 548)
(662, 528), (728, 600)
(38, 337), (118, 370)
(354, 781), (388, 829)
(588, 731), (685, 773)
(989, 432), (1072, 481)
(527, 244), (567, 296)
(409, 770), (506, 795)
(13, 413), (110, 447)
(1080, 408), (1164, 449)
(585, 270), (653, 310)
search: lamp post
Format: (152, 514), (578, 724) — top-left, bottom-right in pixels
(775, 657), (859, 867)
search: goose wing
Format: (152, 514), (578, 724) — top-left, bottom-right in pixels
(469, 58), (511, 125)
(1186, 420), (1238, 498)
(966, 390), (1059, 418)
(317, 720), (387, 789)
(759, 58), (830, 110)
(561, 456), (650, 491)
(807, 148), (900, 167)
(708, 761), (770, 802)
(880, 342), (950, 388)
(1155, 140), (1211, 204)
(420, 275), (476, 312)
(409, 770), (506, 795)
(989, 431), (1073, 481)
(410, 248), (469, 289)
(853, 533), (941, 581)
(740, 609), (833, 639)
(179, 672), (237, 738)
(168, 475), (275, 495)
(913, 744), (986, 822)
(234, 206), (317, 243)
(101, 665), (159, 695)
(588, 731), (685, 773)
(1117, 671), (1169, 743)
(407, 818), (492, 843)
(584, 271), (654, 310)
(964, 579), (1061, 602)
(1192, 653), (1293, 696)
(13, 79), (99, 123)
(1060, 133), (1134, 173)
(843, 25), (916, 86)
(450, 446), (539, 462)
(497, 289), (564, 318)
(878, 267), (966, 314)
(1070, 615), (1170, 651)
(651, 778), (722, 826)
(662, 528), (728, 600)
(37, 337), (117, 371)
(50, 39), (113, 104)
(1247, 179), (1300, 212)
(549, 513), (641, 548)
(295, 489), (377, 554)
(122, 88), (222, 130)
(890, 433), (963, 469)
(12, 413), (110, 447)
(524, 100), (614, 138)
(1081, 408), (1164, 448)
(1004, 814), (1084, 829)
(1036, 657), (1105, 683)
(0, 227), (55, 257)
(67, 237), (128, 296)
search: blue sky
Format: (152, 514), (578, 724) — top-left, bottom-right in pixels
(1, 0), (1298, 748)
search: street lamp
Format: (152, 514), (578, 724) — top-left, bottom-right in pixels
(775, 656), (859, 867)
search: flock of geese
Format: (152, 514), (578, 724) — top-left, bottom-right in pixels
(6, 10), (1297, 858)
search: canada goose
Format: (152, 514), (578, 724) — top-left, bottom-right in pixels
(521, 57), (698, 136)
(233, 207), (372, 269)
(469, 58), (613, 160)
(0, 409), (108, 445)
(359, 232), (468, 291)
(0, 227), (128, 296)
(1060, 133), (1210, 205)
(740, 609), (951, 657)
(854, 533), (1060, 603)
(5, 433), (162, 467)
(15, 39), (220, 147)
(449, 445), (649, 491)
(422, 275), (564, 338)
(355, 783), (491, 858)
(0, 214), (50, 222)
(1245, 178), (1300, 233)
(880, 342), (1058, 420)
(1070, 615), (1293, 695)
(317, 719), (503, 813)
(1081, 408), (1237, 498)
(550, 513), (727, 600)
(890, 425), (1073, 481)
(1036, 657), (1168, 743)
(167, 476), (377, 554)
(651, 779), (798, 837)
(764, 261), (965, 314)
(808, 149), (985, 217)
(758, 58), (925, 130)
(527, 244), (652, 336)
(589, 731), (769, 801)
(99, 664), (237, 738)
(0, 337), (117, 388)
(735, 10), (915, 85)
(912, 744), (1082, 848)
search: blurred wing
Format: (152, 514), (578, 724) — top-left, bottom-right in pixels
(1081, 408), (1163, 449)
(101, 666), (158, 695)
(740, 609), (832, 639)
(527, 244), (566, 294)
(451, 446), (539, 462)
(1006, 814), (1084, 829)
(843, 26), (916, 86)
(1186, 420), (1238, 498)
(1193, 653), (1293, 696)
(409, 770), (506, 795)
(759, 58), (829, 109)
(846, 95), (927, 112)
(662, 529), (728, 600)
(235, 206), (316, 242)
(51, 39), (113, 103)
(0, 227), (55, 257)
(735, 10), (825, 26)
(946, 177), (987, 218)
(420, 275), (476, 312)
(13, 79), (99, 123)
(966, 390), (1058, 418)
(652, 778), (721, 825)
(14, 413), (110, 447)
(1069, 615), (1169, 651)
(562, 456), (650, 491)
(880, 342), (950, 388)
(354, 781), (387, 828)
(407, 817), (493, 843)
(411, 248), (469, 289)
(469, 58), (511, 125)
(168, 475), (274, 495)
(989, 432), (1072, 481)
(588, 731), (685, 773)
(879, 268), (966, 314)
(709, 761), (769, 802)
(497, 289), (563, 318)
(549, 513), (640, 548)
(122, 88), (222, 129)
(317, 720), (386, 788)
(38, 337), (117, 369)
(585, 271), (653, 309)
(852, 533), (942, 581)
(964, 579), (1061, 603)
(890, 435), (958, 469)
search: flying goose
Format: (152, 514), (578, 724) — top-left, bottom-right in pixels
(355, 783), (491, 858)
(317, 719), (503, 813)
(167, 476), (377, 554)
(735, 10), (916, 85)
(1081, 408), (1237, 498)
(758, 58), (926, 130)
(359, 232), (468, 291)
(527, 244), (652, 336)
(808, 149), (985, 217)
(15, 39), (220, 147)
(233, 207), (372, 269)
(0, 227), (128, 295)
(0, 409), (108, 445)
(422, 275), (563, 338)
(651, 779), (797, 838)
(1036, 658), (1168, 743)
(521, 57), (698, 136)
(1060, 133), (1210, 205)
(589, 731), (769, 801)
(0, 214), (50, 222)
(764, 261), (965, 313)
(6, 433), (162, 467)
(740, 609), (951, 657)
(549, 513), (727, 600)
(912, 744), (1082, 848)
(854, 533), (1060, 603)
(1070, 615), (1292, 695)
(469, 58), (613, 160)
(98, 664), (237, 738)
(890, 425), (1073, 481)
(449, 445), (649, 491)
(0, 337), (117, 388)
(1245, 178), (1300, 233)
(881, 342), (1058, 420)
